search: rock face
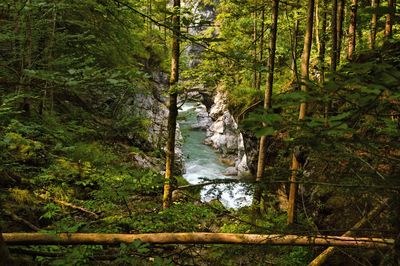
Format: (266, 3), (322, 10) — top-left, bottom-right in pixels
(123, 73), (185, 174)
(204, 90), (250, 177)
(191, 103), (213, 130)
(185, 1), (217, 68)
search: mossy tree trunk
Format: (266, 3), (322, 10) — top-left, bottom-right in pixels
(336, 0), (345, 64)
(287, 0), (314, 225)
(347, 0), (358, 61)
(163, 0), (180, 209)
(318, 0), (328, 82)
(253, 0), (279, 214)
(257, 5), (265, 90)
(369, 0), (380, 48)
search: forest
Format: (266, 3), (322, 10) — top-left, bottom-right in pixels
(0, 0), (399, 265)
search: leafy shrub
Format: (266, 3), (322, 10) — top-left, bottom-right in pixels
(2, 132), (45, 163)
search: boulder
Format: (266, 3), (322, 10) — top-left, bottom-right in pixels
(223, 167), (238, 176)
(205, 90), (250, 176)
(191, 104), (212, 130)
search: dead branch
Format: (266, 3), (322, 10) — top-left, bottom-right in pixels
(38, 195), (99, 219)
(308, 199), (390, 266)
(3, 210), (40, 232)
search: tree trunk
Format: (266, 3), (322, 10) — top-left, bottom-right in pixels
(288, 0), (314, 225)
(0, 228), (12, 266)
(163, 0), (180, 209)
(257, 6), (265, 90)
(315, 0), (320, 53)
(264, 0), (279, 114)
(369, 0), (380, 48)
(347, 0), (358, 61)
(291, 19), (300, 81)
(385, 0), (394, 38)
(326, 0), (338, 125)
(253, 0), (258, 88)
(21, 0), (33, 116)
(2, 233), (394, 248)
(331, 0), (338, 72)
(336, 0), (345, 64)
(253, 0), (279, 213)
(318, 0), (328, 83)
(287, 154), (300, 224)
(41, 1), (57, 115)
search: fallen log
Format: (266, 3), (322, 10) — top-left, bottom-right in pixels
(3, 233), (394, 248)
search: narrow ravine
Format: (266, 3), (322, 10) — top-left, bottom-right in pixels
(179, 102), (252, 209)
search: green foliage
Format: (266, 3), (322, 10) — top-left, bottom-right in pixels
(0, 94), (24, 122)
(0, 0), (399, 264)
(61, 142), (119, 166)
(125, 202), (216, 233)
(3, 132), (45, 162)
(277, 247), (313, 266)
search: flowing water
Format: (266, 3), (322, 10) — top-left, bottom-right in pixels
(179, 102), (252, 209)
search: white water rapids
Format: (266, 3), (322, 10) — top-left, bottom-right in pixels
(179, 103), (252, 209)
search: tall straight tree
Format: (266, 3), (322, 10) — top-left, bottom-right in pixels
(369, 0), (380, 48)
(385, 0), (394, 38)
(348, 0), (358, 60)
(163, 0), (180, 209)
(253, 0), (279, 212)
(253, 0), (258, 88)
(327, 0), (338, 125)
(290, 1), (300, 81)
(336, 0), (345, 64)
(257, 5), (265, 90)
(287, 0), (315, 225)
(318, 0), (328, 82)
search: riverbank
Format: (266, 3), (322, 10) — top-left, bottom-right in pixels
(179, 102), (251, 208)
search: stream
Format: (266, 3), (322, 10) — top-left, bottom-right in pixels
(179, 102), (252, 209)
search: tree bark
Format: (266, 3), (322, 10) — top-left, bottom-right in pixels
(347, 0), (358, 61)
(2, 233), (394, 248)
(298, 0), (314, 121)
(326, 0), (338, 125)
(163, 0), (180, 209)
(257, 6), (265, 90)
(385, 0), (394, 38)
(291, 19), (300, 81)
(253, 0), (258, 88)
(318, 0), (328, 82)
(315, 0), (321, 53)
(369, 0), (380, 48)
(253, 0), (279, 213)
(336, 0), (345, 64)
(331, 0), (338, 72)
(288, 0), (314, 225)
(287, 154), (300, 224)
(264, 0), (279, 112)
(0, 228), (12, 266)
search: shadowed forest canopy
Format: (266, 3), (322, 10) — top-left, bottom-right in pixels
(0, 0), (399, 265)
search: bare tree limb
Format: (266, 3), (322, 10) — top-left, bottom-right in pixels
(308, 199), (390, 266)
(3, 210), (40, 232)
